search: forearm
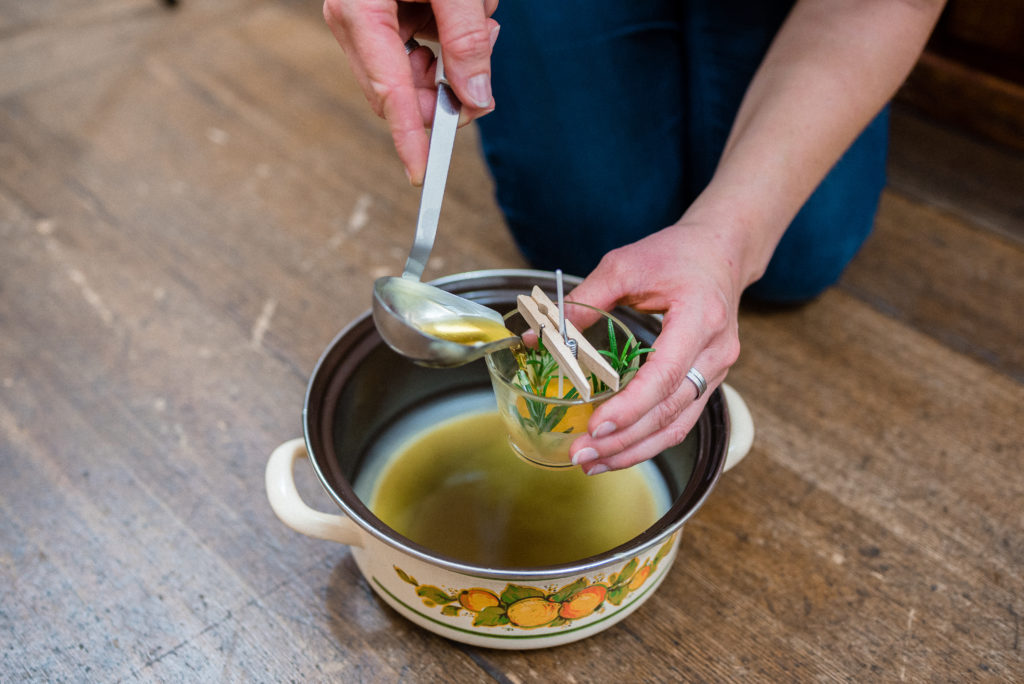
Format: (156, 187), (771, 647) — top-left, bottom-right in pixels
(688, 0), (946, 289)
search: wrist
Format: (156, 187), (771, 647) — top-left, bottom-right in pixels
(675, 186), (786, 292)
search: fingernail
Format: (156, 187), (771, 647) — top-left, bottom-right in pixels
(572, 447), (599, 466)
(489, 25), (500, 49)
(466, 73), (492, 108)
(586, 464), (609, 476)
(591, 422), (617, 439)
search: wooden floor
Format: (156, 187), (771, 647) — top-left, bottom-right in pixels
(2, 1), (1021, 680)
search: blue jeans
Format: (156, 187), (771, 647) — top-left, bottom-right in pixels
(476, 0), (888, 302)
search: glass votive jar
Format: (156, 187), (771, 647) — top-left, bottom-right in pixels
(484, 302), (641, 469)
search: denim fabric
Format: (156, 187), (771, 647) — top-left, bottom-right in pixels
(476, 0), (888, 302)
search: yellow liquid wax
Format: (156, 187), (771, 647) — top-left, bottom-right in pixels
(367, 411), (670, 567)
(420, 315), (528, 367)
(419, 316), (515, 345)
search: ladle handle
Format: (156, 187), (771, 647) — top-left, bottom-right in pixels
(266, 439), (364, 547)
(403, 53), (461, 281)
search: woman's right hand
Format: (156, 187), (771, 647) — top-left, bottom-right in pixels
(323, 0), (500, 185)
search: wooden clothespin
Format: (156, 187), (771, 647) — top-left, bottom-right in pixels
(529, 287), (620, 393)
(517, 294), (592, 400)
(516, 279), (623, 401)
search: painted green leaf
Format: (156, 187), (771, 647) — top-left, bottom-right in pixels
(441, 605), (461, 617)
(625, 347), (656, 364)
(613, 558), (638, 587)
(549, 578), (588, 603)
(394, 566), (419, 587)
(653, 537), (674, 569)
(500, 585), (545, 605)
(548, 616), (570, 628)
(606, 585), (629, 606)
(474, 606), (510, 627)
(416, 586), (456, 605)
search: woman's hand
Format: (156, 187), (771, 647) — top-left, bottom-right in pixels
(566, 218), (751, 474)
(322, 0), (500, 185)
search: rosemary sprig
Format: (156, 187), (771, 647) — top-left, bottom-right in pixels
(512, 320), (654, 434)
(589, 318), (655, 394)
(513, 337), (579, 433)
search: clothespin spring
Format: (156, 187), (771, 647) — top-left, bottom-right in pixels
(556, 269), (578, 359)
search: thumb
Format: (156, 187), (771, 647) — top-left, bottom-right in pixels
(431, 0), (498, 110)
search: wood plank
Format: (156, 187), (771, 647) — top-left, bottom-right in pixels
(932, 0), (1024, 81)
(839, 191), (1024, 381)
(897, 50), (1024, 153)
(886, 105), (1024, 247)
(0, 0), (236, 100)
(718, 290), (1024, 678)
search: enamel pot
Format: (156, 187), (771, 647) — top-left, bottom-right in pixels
(266, 269), (754, 649)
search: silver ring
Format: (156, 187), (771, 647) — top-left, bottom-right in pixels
(685, 367), (707, 401)
(403, 37), (421, 55)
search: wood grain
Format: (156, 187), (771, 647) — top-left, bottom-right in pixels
(886, 104), (1024, 247)
(839, 191), (1024, 380)
(1, 0), (1021, 681)
(898, 51), (1024, 153)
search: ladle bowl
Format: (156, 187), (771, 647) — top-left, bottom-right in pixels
(372, 276), (520, 367)
(369, 55), (520, 367)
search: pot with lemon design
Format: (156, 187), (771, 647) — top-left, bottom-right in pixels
(265, 270), (755, 649)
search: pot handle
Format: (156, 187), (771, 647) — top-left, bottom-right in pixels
(266, 439), (364, 547)
(721, 384), (754, 472)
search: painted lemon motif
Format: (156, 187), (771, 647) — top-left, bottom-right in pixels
(516, 380), (594, 434)
(458, 589), (500, 613)
(506, 597), (560, 628)
(558, 585), (607, 620)
(628, 564), (652, 591)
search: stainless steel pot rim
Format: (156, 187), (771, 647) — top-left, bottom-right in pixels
(431, 268), (665, 324)
(431, 267), (580, 288)
(301, 269), (727, 581)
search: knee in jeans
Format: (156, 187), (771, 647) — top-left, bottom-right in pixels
(746, 211), (877, 304)
(745, 260), (849, 304)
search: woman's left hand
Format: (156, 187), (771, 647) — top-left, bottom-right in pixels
(565, 219), (748, 474)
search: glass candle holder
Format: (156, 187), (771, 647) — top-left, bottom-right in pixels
(484, 302), (641, 469)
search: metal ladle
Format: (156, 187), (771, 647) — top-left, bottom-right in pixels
(372, 56), (519, 367)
